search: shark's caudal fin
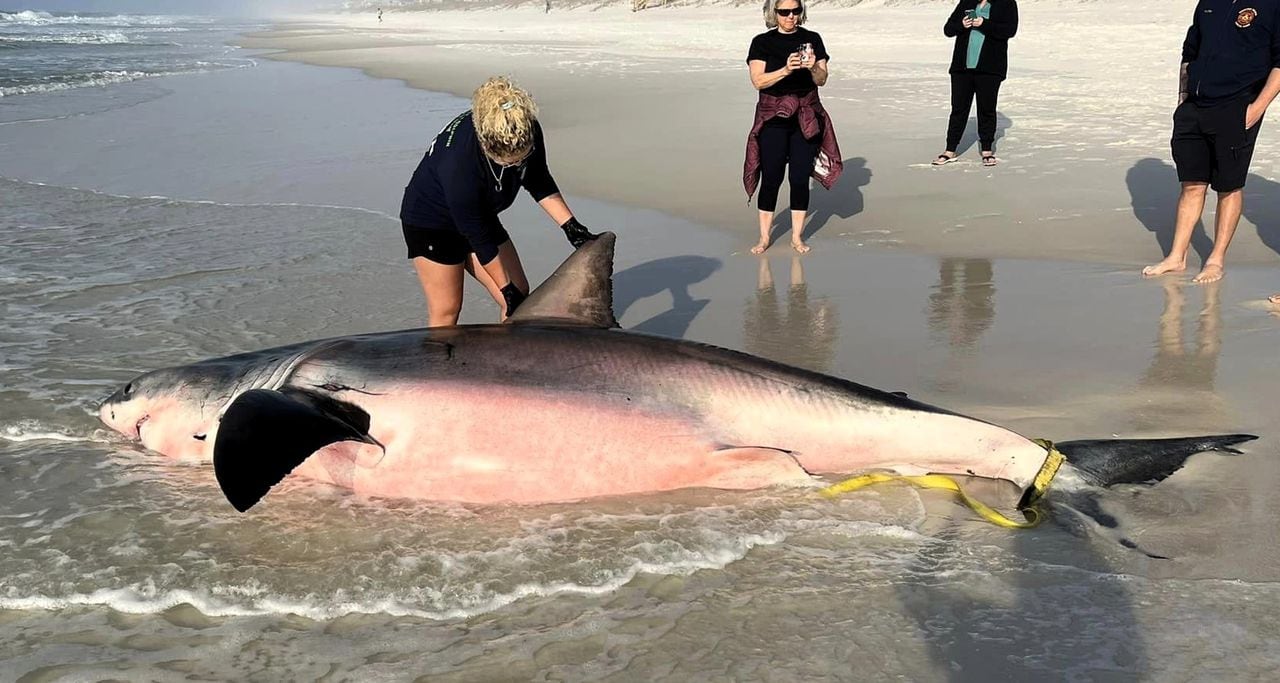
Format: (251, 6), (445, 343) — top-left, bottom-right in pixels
(1056, 434), (1257, 487)
(213, 388), (380, 512)
(1046, 434), (1257, 560)
(506, 232), (618, 329)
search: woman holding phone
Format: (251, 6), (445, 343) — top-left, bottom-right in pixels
(744, 0), (843, 254)
(933, 0), (1019, 167)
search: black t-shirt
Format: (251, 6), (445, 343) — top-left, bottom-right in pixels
(747, 27), (830, 96)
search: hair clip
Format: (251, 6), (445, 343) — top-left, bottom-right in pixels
(501, 101), (515, 111)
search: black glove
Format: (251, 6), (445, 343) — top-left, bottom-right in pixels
(559, 217), (600, 249)
(501, 282), (527, 317)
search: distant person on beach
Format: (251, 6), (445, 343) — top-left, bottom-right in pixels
(377, 7), (383, 22)
(1143, 2), (1280, 285)
(744, 0), (843, 255)
(400, 76), (600, 326)
(932, 0), (1018, 167)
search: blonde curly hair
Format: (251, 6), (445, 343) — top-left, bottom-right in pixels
(472, 76), (538, 162)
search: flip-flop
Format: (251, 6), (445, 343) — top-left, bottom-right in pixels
(982, 154), (998, 167)
(932, 154), (957, 166)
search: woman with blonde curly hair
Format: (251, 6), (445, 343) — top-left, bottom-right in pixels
(744, 0), (843, 255)
(400, 76), (598, 326)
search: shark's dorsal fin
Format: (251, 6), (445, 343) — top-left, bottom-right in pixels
(506, 232), (619, 328)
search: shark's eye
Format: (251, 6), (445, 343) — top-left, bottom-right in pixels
(194, 434), (207, 441)
(123, 382), (134, 397)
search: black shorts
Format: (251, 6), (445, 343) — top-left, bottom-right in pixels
(1171, 97), (1263, 193)
(401, 222), (510, 266)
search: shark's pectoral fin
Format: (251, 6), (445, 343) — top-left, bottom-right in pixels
(703, 446), (813, 490)
(213, 388), (379, 512)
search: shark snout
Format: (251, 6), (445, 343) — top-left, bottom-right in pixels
(98, 397), (127, 436)
(98, 388), (144, 439)
(98, 394), (117, 428)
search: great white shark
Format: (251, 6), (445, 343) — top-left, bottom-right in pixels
(99, 234), (1256, 517)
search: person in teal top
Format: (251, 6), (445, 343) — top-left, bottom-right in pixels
(966, 2), (991, 70)
(933, 0), (1019, 167)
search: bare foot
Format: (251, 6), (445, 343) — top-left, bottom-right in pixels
(750, 240), (768, 255)
(1270, 294), (1280, 304)
(1192, 263), (1224, 284)
(1141, 256), (1187, 277)
(791, 240), (810, 254)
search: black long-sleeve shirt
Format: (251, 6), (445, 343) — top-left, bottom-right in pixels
(943, 0), (1019, 79)
(1183, 0), (1280, 106)
(400, 111), (560, 264)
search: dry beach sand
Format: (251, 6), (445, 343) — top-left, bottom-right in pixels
(248, 0), (1280, 266)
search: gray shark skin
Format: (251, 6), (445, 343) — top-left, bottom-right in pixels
(98, 233), (1257, 516)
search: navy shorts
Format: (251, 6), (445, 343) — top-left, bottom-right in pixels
(1171, 97), (1263, 193)
(401, 222), (510, 266)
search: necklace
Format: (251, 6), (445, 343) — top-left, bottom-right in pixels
(487, 157), (504, 192)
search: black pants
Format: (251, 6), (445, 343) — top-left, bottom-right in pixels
(757, 118), (821, 212)
(946, 72), (1003, 153)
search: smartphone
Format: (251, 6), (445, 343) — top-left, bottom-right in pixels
(797, 42), (813, 65)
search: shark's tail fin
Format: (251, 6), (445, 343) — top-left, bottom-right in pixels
(1056, 434), (1257, 487)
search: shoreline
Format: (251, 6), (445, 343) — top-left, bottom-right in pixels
(242, 2), (1280, 268)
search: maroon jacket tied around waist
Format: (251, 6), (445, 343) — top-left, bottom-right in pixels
(743, 90), (843, 200)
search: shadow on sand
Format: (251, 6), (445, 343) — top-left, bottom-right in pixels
(761, 156), (872, 248)
(953, 110), (1014, 158)
(1127, 157), (1280, 263)
(614, 255), (721, 338)
(803, 156), (872, 241)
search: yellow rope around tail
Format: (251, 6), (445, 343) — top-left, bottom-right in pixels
(819, 440), (1067, 530)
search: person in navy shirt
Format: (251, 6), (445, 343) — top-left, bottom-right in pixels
(1144, 0), (1280, 285)
(400, 76), (598, 326)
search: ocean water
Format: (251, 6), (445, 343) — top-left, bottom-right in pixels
(2, 10), (1280, 681)
(0, 10), (259, 99)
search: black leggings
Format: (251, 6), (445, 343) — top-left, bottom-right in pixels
(946, 72), (1003, 153)
(757, 118), (821, 212)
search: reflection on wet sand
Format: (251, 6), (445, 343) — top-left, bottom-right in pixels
(927, 258), (995, 393)
(1131, 277), (1227, 433)
(742, 256), (839, 373)
(928, 258), (995, 351)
